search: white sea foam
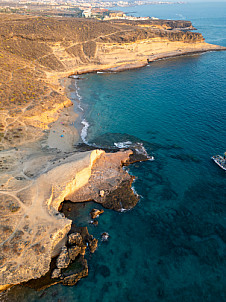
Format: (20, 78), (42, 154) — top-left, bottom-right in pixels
(114, 141), (132, 148)
(81, 119), (89, 144)
(70, 74), (79, 79)
(73, 80), (92, 146)
(74, 82), (84, 111)
(114, 141), (154, 160)
(131, 185), (138, 197)
(120, 208), (128, 212)
(76, 92), (82, 101)
(134, 143), (155, 160)
(134, 143), (147, 155)
(78, 103), (84, 112)
(97, 71), (104, 74)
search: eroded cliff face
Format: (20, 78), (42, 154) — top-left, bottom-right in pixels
(112, 19), (196, 30)
(0, 149), (98, 286)
(0, 148), (136, 287)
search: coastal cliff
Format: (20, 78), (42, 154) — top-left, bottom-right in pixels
(0, 14), (225, 290)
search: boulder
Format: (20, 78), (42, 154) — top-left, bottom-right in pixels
(62, 257), (88, 286)
(101, 232), (109, 241)
(68, 246), (81, 261)
(88, 238), (98, 253)
(90, 208), (104, 219)
(68, 233), (83, 246)
(51, 268), (61, 279)
(90, 220), (98, 226)
(56, 246), (70, 269)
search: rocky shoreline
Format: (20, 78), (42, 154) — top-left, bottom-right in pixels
(18, 142), (150, 292)
(72, 44), (226, 74)
(1, 14), (226, 292)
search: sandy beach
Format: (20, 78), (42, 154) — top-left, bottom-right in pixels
(46, 106), (79, 152)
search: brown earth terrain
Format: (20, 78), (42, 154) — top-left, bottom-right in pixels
(0, 14), (225, 150)
(0, 14), (225, 291)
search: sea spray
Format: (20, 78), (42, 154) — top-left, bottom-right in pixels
(114, 141), (133, 148)
(74, 81), (84, 112)
(81, 119), (90, 145)
(73, 79), (91, 145)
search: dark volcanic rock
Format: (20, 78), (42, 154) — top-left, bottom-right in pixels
(101, 232), (109, 241)
(68, 246), (81, 261)
(51, 268), (61, 279)
(68, 233), (83, 246)
(91, 220), (98, 226)
(62, 256), (88, 286)
(23, 225), (96, 290)
(125, 143), (151, 165)
(88, 237), (98, 253)
(102, 178), (139, 211)
(56, 246), (70, 269)
(68, 225), (99, 254)
(90, 208), (104, 219)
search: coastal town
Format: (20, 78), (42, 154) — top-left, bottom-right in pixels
(0, 0), (184, 19)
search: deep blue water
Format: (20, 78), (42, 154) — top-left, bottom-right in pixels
(2, 2), (226, 302)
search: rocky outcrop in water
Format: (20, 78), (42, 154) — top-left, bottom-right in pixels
(23, 226), (92, 290)
(66, 150), (140, 211)
(68, 233), (83, 246)
(90, 208), (104, 219)
(0, 148), (140, 290)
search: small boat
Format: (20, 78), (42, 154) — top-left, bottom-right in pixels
(211, 153), (226, 171)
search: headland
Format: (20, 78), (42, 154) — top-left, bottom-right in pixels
(0, 14), (225, 292)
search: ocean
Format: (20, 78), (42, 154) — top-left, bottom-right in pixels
(2, 2), (226, 302)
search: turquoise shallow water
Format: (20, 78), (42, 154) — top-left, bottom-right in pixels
(2, 2), (226, 302)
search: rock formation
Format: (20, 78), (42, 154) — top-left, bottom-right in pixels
(90, 208), (104, 219)
(0, 147), (140, 289)
(23, 227), (93, 290)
